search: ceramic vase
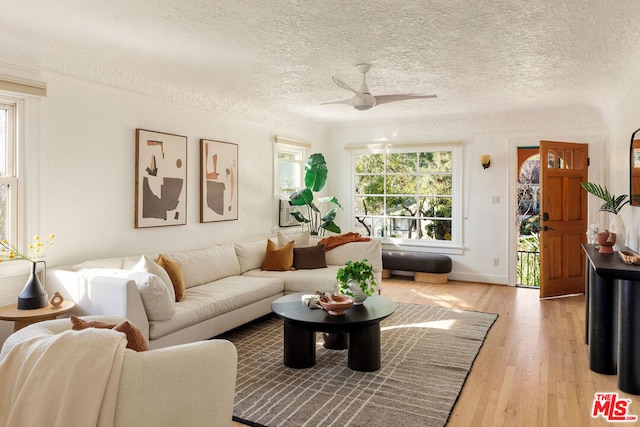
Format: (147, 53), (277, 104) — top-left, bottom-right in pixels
(347, 280), (368, 305)
(610, 215), (626, 251)
(17, 261), (48, 310)
(596, 231), (617, 254)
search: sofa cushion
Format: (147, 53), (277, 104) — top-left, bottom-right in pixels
(132, 255), (176, 303)
(72, 256), (125, 270)
(292, 245), (327, 270)
(70, 315), (149, 352)
(324, 240), (382, 273)
(243, 266), (340, 294)
(166, 243), (241, 289)
(261, 240), (295, 271)
(76, 268), (175, 321)
(157, 254), (185, 302)
(277, 230), (310, 247)
(148, 276), (284, 340)
(234, 239), (269, 273)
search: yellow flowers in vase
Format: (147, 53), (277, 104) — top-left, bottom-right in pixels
(0, 234), (55, 263)
(0, 234), (55, 310)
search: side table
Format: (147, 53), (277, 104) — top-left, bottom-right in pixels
(0, 300), (75, 332)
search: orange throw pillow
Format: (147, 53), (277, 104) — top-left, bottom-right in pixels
(157, 254), (185, 302)
(261, 240), (295, 271)
(70, 315), (149, 352)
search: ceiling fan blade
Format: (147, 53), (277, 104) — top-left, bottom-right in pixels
(332, 76), (362, 95)
(320, 97), (354, 106)
(374, 94), (437, 106)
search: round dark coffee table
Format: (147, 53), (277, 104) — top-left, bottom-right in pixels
(271, 293), (396, 372)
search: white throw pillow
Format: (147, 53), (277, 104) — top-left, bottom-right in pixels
(277, 231), (310, 247)
(76, 268), (175, 321)
(166, 242), (241, 288)
(234, 239), (269, 273)
(131, 255), (176, 303)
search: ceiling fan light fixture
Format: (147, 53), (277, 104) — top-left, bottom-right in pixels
(354, 104), (372, 111)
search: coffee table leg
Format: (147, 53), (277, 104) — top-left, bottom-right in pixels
(348, 322), (381, 372)
(323, 332), (348, 350)
(283, 320), (315, 368)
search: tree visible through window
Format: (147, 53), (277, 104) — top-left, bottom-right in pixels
(353, 150), (454, 241)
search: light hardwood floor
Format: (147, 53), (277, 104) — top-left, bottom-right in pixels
(232, 277), (637, 426)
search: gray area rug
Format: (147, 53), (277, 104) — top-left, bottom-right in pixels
(220, 302), (498, 427)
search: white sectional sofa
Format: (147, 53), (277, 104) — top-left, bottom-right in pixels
(48, 233), (382, 349)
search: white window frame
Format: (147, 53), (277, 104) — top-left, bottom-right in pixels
(274, 136), (309, 200)
(0, 99), (19, 243)
(349, 142), (463, 254)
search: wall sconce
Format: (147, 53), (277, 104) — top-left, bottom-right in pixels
(480, 154), (491, 169)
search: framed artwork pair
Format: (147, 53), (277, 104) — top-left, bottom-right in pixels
(135, 129), (238, 228)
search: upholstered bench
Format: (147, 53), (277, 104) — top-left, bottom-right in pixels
(382, 250), (452, 284)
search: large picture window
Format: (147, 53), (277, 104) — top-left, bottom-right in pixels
(351, 145), (461, 247)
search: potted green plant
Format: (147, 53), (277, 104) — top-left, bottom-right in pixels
(580, 182), (629, 249)
(289, 153), (343, 236)
(580, 182), (629, 214)
(336, 259), (377, 304)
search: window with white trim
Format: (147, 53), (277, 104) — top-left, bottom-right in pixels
(275, 137), (309, 199)
(0, 99), (17, 242)
(351, 144), (461, 247)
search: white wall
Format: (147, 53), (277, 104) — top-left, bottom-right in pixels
(36, 74), (327, 266)
(606, 79), (640, 251)
(326, 106), (606, 284)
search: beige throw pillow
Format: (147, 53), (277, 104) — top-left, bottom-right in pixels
(157, 254), (185, 302)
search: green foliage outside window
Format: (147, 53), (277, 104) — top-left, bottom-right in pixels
(354, 150), (453, 241)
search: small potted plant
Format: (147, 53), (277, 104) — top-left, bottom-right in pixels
(337, 259), (377, 304)
(580, 182), (629, 249)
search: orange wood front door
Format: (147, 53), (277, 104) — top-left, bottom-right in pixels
(539, 141), (588, 298)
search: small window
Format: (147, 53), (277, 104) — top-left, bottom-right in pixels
(275, 142), (307, 199)
(0, 101), (17, 241)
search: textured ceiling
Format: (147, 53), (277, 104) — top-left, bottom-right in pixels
(2, 0), (640, 127)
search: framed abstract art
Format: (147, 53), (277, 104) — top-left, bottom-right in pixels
(200, 139), (238, 222)
(135, 129), (187, 228)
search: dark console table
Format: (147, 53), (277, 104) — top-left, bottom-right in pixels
(583, 244), (640, 395)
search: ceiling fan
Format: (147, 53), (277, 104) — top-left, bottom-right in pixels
(321, 63), (437, 111)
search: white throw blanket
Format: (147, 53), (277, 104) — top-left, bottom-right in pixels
(0, 327), (126, 427)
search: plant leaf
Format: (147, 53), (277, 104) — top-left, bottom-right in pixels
(290, 211), (309, 223)
(581, 181), (629, 214)
(289, 188), (313, 206)
(321, 208), (337, 222)
(304, 153), (328, 192)
(318, 196), (343, 210)
(322, 221), (341, 234)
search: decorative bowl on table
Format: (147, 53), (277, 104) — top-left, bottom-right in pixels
(619, 250), (640, 265)
(319, 295), (354, 315)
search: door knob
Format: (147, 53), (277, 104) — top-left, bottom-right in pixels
(543, 225), (555, 231)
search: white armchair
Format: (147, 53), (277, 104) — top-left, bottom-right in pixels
(0, 316), (237, 427)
